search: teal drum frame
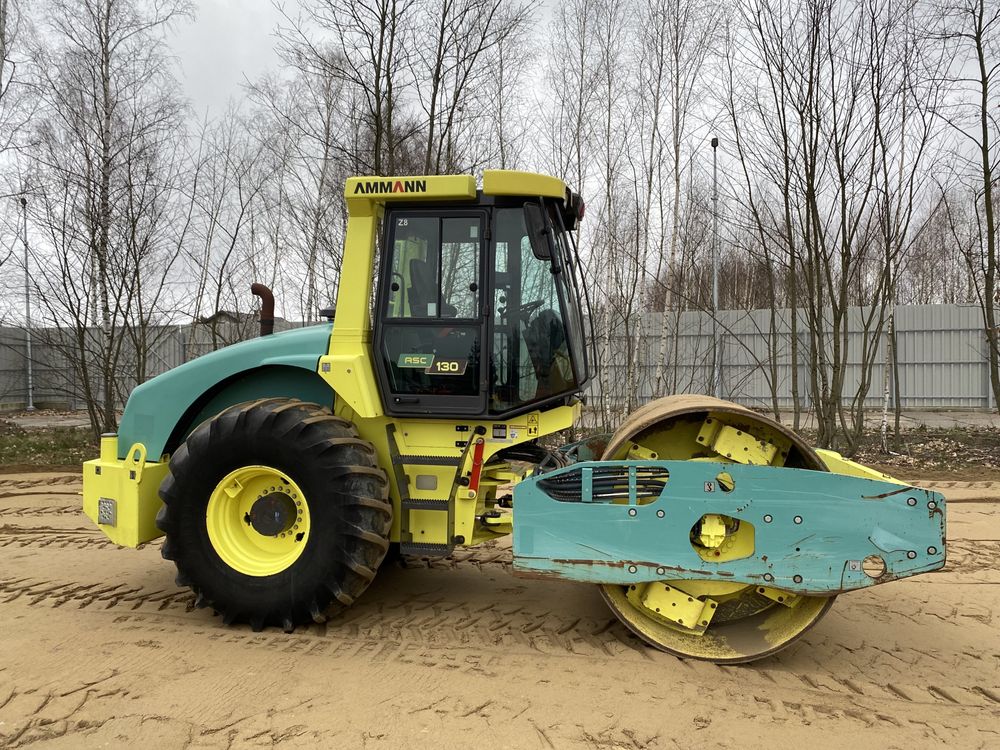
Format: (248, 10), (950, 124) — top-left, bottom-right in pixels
(512, 460), (946, 595)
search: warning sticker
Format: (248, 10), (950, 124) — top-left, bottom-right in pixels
(527, 414), (539, 438)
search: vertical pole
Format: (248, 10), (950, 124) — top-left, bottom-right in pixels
(711, 137), (720, 398)
(21, 197), (35, 412)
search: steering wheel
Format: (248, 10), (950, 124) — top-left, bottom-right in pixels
(519, 299), (545, 317)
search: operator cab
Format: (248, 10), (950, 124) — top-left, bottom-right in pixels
(374, 190), (590, 418)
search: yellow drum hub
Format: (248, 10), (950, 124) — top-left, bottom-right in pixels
(206, 466), (311, 577)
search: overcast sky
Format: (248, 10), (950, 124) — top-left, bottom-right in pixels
(169, 0), (295, 115)
(168, 0), (554, 115)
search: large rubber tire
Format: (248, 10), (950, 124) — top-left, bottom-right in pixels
(156, 398), (391, 632)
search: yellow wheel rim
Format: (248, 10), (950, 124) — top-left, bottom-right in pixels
(206, 465), (311, 577)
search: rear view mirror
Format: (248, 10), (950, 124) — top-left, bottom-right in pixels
(524, 203), (551, 260)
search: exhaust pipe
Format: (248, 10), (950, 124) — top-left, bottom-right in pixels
(250, 283), (275, 336)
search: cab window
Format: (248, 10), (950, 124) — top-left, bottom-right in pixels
(491, 206), (578, 413)
(377, 211), (486, 415)
(385, 215), (479, 319)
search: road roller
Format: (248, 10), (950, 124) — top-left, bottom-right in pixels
(80, 171), (947, 663)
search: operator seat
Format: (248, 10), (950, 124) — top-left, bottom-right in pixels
(408, 259), (457, 318)
(525, 310), (572, 396)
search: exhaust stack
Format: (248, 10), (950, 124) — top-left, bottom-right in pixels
(250, 283), (275, 337)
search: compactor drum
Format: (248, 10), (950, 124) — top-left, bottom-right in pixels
(82, 171), (946, 664)
(599, 396), (836, 662)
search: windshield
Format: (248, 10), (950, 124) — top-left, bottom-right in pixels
(489, 202), (589, 414)
(549, 202), (590, 385)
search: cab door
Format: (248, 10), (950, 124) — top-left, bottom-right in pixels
(374, 208), (488, 416)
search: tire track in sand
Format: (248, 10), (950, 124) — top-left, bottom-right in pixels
(0, 525), (120, 550)
(2, 474), (999, 733)
(2, 572), (997, 713)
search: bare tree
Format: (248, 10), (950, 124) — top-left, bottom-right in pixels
(411, 0), (533, 174)
(933, 0), (1000, 412)
(720, 0), (945, 451)
(248, 65), (349, 322)
(647, 0), (717, 398)
(0, 0), (35, 300)
(284, 0), (417, 175)
(0, 0), (35, 164)
(184, 106), (277, 349)
(28, 0), (191, 434)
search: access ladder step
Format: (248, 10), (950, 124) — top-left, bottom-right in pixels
(401, 498), (451, 511)
(400, 542), (454, 558)
(392, 454), (461, 466)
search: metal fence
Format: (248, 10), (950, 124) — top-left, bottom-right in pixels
(0, 304), (994, 412)
(597, 304), (994, 411)
(0, 317), (301, 411)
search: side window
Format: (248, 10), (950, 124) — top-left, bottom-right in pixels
(490, 207), (578, 414)
(386, 216), (437, 318)
(386, 214), (479, 319)
(441, 218), (480, 318)
(377, 210), (486, 413)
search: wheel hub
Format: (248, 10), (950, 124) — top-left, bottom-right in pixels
(247, 492), (297, 536)
(206, 466), (311, 577)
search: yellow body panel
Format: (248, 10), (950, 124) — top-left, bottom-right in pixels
(482, 170), (566, 199)
(816, 449), (905, 484)
(344, 175), (476, 202)
(337, 402), (579, 546)
(322, 199), (384, 418)
(319, 347), (383, 419)
(82, 436), (169, 547)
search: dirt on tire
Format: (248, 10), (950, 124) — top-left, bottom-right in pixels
(1, 472), (998, 748)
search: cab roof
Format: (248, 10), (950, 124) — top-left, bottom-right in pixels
(344, 170), (567, 206)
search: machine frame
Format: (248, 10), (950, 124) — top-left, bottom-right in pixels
(79, 170), (947, 663)
(85, 170), (592, 554)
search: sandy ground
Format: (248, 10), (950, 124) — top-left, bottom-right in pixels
(0, 474), (998, 749)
